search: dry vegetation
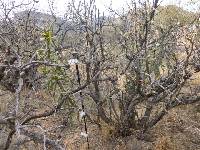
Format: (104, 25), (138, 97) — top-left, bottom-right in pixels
(1, 0), (200, 149)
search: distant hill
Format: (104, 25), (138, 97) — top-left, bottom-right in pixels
(14, 10), (63, 29)
(155, 5), (196, 27)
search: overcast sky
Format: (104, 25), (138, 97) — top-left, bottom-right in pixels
(34, 0), (198, 14)
(1, 0), (199, 16)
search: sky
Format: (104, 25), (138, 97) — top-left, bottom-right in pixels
(33, 0), (199, 14)
(1, 0), (199, 17)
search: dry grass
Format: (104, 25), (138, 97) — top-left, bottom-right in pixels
(154, 136), (172, 150)
(150, 103), (200, 150)
(0, 89), (14, 114)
